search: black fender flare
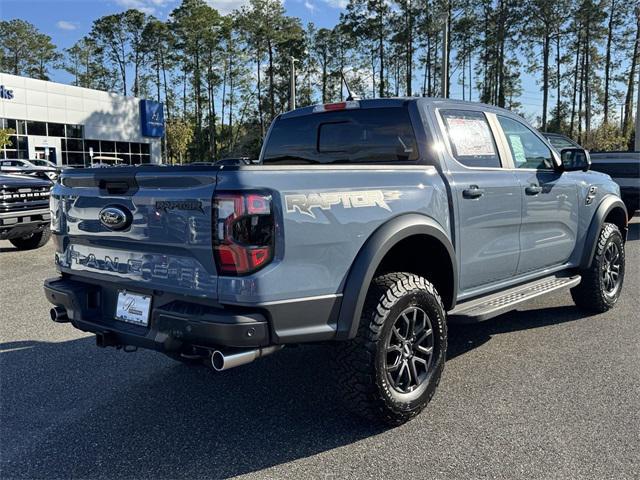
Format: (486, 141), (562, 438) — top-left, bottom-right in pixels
(580, 195), (628, 269)
(335, 213), (457, 340)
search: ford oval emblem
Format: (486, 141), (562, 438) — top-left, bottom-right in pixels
(99, 206), (131, 230)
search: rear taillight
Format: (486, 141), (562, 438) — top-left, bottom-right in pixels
(213, 192), (275, 275)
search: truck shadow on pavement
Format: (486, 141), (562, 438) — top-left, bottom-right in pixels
(1, 304), (602, 479)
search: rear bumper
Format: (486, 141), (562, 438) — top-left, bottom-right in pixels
(43, 277), (270, 352)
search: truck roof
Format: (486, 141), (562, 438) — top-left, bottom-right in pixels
(279, 97), (515, 120)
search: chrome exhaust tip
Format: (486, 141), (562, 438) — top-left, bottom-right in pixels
(50, 306), (69, 323)
(211, 345), (283, 372)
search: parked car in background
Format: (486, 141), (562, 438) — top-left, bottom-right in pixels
(0, 159), (58, 181)
(0, 174), (52, 250)
(90, 156), (124, 167)
(213, 157), (253, 166)
(28, 158), (59, 169)
(543, 132), (639, 214)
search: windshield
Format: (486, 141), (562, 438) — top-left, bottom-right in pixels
(29, 160), (51, 167)
(262, 107), (419, 164)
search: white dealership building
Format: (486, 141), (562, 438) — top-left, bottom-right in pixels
(0, 73), (164, 166)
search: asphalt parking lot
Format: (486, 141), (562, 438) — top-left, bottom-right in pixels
(1, 217), (638, 479)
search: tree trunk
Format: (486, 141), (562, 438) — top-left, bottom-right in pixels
(542, 32), (550, 130)
(322, 49), (328, 103)
(182, 69), (187, 119)
(603, 0), (616, 123)
(427, 35), (432, 96)
(379, 34), (385, 97)
(228, 52), (234, 152)
(570, 34), (581, 137)
(578, 46), (585, 143)
(556, 31), (561, 131)
(161, 49), (171, 120)
(257, 53), (265, 139)
(469, 47), (473, 101)
(585, 23), (591, 139)
(406, 0), (412, 96)
(267, 39), (275, 121)
(445, 1), (451, 98)
(221, 57), (228, 134)
(195, 49), (202, 143)
(623, 14), (640, 134)
(133, 53), (139, 97)
(156, 55), (161, 102)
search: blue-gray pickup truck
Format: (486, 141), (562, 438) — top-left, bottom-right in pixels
(45, 99), (629, 424)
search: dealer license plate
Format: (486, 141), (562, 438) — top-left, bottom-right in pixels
(115, 291), (151, 326)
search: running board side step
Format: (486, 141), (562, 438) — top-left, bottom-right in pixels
(448, 274), (581, 323)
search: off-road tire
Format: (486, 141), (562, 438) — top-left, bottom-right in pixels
(9, 226), (51, 250)
(571, 222), (625, 313)
(336, 272), (447, 426)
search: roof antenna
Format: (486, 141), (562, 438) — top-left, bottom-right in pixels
(341, 70), (360, 101)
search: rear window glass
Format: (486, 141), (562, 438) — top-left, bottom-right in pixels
(440, 110), (501, 168)
(262, 107), (419, 164)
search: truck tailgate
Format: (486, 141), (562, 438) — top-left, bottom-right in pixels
(51, 166), (219, 299)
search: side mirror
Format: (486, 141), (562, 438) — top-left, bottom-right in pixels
(560, 148), (591, 172)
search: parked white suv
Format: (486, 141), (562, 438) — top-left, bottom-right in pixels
(0, 159), (58, 181)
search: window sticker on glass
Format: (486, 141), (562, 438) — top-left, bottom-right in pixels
(445, 117), (496, 157)
(509, 134), (527, 165)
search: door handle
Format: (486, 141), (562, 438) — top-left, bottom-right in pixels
(525, 184), (542, 195)
(462, 185), (485, 199)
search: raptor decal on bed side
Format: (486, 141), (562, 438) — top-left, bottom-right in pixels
(285, 190), (402, 218)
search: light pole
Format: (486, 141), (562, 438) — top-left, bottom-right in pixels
(441, 3), (449, 98)
(289, 56), (297, 111)
(634, 62), (640, 152)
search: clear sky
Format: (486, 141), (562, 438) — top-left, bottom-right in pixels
(0, 0), (563, 122)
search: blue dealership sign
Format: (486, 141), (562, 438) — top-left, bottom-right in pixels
(140, 100), (165, 137)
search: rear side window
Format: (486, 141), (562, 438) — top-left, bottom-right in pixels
(262, 107), (419, 164)
(440, 110), (501, 168)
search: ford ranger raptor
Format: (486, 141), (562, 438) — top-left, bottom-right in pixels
(44, 99), (628, 424)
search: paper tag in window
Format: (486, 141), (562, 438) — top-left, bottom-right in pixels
(509, 135), (527, 165)
(446, 117), (496, 156)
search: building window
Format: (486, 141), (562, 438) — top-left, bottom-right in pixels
(47, 122), (65, 137)
(85, 139), (100, 154)
(64, 151), (87, 167)
(2, 135), (29, 160)
(3, 118), (16, 131)
(101, 141), (115, 153)
(116, 142), (130, 154)
(16, 120), (27, 135)
(63, 138), (84, 151)
(140, 143), (150, 155)
(26, 121), (47, 136)
(65, 124), (84, 138)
